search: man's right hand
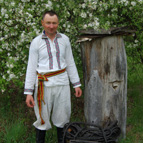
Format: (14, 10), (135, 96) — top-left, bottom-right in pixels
(26, 94), (35, 108)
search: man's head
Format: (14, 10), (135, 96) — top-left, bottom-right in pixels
(41, 10), (59, 37)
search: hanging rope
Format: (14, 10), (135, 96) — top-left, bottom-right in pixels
(63, 121), (121, 143)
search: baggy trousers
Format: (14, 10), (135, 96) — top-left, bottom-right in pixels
(33, 85), (71, 130)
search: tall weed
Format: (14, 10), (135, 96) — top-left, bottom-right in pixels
(2, 120), (27, 143)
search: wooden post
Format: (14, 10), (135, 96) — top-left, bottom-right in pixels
(78, 27), (135, 138)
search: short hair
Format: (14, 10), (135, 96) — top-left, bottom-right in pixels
(42, 10), (59, 20)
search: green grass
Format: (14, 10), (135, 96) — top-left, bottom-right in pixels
(0, 86), (84, 143)
(2, 121), (27, 143)
(119, 67), (143, 143)
(0, 66), (143, 143)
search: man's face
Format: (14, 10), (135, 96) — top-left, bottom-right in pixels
(41, 14), (59, 36)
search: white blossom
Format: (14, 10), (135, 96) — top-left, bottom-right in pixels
(45, 4), (50, 8)
(2, 75), (6, 79)
(21, 0), (26, 2)
(83, 24), (87, 29)
(56, 4), (59, 8)
(119, 0), (126, 4)
(80, 12), (87, 18)
(7, 70), (10, 74)
(0, 0), (3, 3)
(5, 35), (8, 39)
(5, 14), (9, 18)
(66, 28), (70, 32)
(125, 1), (129, 6)
(11, 2), (15, 6)
(131, 1), (136, 6)
(88, 23), (93, 27)
(7, 53), (10, 56)
(89, 13), (92, 17)
(1, 8), (7, 16)
(48, 1), (52, 6)
(36, 30), (40, 35)
(82, 3), (86, 8)
(9, 73), (15, 79)
(111, 8), (118, 12)
(2, 89), (5, 93)
(135, 40), (139, 43)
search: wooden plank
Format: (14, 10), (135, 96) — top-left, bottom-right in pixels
(79, 27), (136, 39)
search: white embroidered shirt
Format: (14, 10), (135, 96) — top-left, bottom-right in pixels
(24, 32), (81, 95)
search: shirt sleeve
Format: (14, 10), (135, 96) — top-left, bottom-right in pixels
(24, 39), (39, 95)
(65, 37), (81, 88)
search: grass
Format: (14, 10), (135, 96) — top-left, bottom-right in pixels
(2, 120), (27, 143)
(0, 85), (84, 143)
(0, 66), (142, 143)
(119, 66), (143, 143)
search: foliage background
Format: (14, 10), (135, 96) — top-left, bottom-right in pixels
(1, 0), (143, 93)
(0, 0), (143, 142)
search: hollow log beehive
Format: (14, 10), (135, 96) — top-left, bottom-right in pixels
(78, 27), (135, 138)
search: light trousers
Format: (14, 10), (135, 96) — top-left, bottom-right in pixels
(33, 85), (71, 130)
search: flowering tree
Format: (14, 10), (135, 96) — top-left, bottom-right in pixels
(0, 0), (143, 94)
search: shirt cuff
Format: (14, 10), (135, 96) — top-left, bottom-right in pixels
(24, 89), (34, 95)
(72, 81), (81, 88)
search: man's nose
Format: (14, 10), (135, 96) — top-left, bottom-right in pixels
(49, 24), (54, 28)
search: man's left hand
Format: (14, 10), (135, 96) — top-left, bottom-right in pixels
(74, 87), (82, 97)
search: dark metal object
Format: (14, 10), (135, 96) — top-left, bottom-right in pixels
(69, 140), (99, 143)
(63, 121), (121, 143)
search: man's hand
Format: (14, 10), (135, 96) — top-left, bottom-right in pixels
(74, 87), (82, 97)
(26, 94), (35, 108)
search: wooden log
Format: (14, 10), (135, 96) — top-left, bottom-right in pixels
(81, 35), (127, 138)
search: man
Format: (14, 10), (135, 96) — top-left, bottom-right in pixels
(24, 10), (82, 143)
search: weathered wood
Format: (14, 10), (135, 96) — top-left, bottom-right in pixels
(81, 35), (127, 138)
(78, 27), (136, 39)
(84, 70), (103, 125)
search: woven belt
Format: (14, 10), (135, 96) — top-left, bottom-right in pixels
(37, 68), (66, 125)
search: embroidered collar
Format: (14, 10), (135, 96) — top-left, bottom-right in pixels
(42, 31), (62, 39)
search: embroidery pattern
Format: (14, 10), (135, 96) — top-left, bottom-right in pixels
(24, 89), (33, 92)
(42, 31), (62, 69)
(45, 39), (53, 69)
(72, 81), (81, 87)
(54, 37), (61, 69)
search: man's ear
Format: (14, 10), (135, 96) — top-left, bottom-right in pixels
(41, 20), (44, 26)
